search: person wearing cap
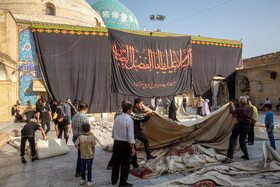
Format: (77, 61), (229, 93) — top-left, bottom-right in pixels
(224, 96), (253, 163)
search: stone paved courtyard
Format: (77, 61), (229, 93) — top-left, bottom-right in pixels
(0, 111), (280, 187)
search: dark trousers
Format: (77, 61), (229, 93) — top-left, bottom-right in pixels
(183, 104), (187, 112)
(130, 144), (139, 168)
(247, 121), (255, 143)
(82, 158), (93, 182)
(111, 140), (131, 185)
(73, 136), (82, 174)
(41, 120), (50, 135)
(197, 107), (202, 116)
(135, 132), (151, 159)
(20, 136), (36, 157)
(227, 122), (250, 159)
(58, 127), (68, 144)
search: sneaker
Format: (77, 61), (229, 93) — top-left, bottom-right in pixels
(222, 157), (232, 163)
(80, 180), (86, 185)
(21, 157), (27, 164)
(147, 155), (157, 160)
(75, 172), (82, 177)
(106, 165), (112, 170)
(119, 182), (133, 187)
(248, 142), (254, 145)
(241, 155), (249, 160)
(86, 181), (96, 187)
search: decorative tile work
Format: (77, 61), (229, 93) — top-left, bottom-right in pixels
(19, 28), (36, 61)
(18, 61), (42, 79)
(19, 72), (36, 105)
(92, 0), (139, 30)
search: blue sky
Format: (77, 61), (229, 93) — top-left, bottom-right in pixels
(86, 0), (280, 58)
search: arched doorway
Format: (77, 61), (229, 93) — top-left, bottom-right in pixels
(211, 76), (230, 107)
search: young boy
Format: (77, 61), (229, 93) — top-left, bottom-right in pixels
(264, 104), (276, 150)
(74, 123), (96, 187)
(20, 119), (48, 163)
(54, 114), (70, 144)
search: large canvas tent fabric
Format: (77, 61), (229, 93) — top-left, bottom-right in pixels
(108, 29), (192, 97)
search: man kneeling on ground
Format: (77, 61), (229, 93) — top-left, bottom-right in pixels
(20, 118), (48, 163)
(54, 114), (70, 144)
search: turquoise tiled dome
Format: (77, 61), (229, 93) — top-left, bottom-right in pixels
(91, 0), (139, 30)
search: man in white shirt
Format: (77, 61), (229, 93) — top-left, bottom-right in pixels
(263, 98), (271, 110)
(111, 103), (135, 187)
(150, 96), (156, 110)
(264, 98), (271, 105)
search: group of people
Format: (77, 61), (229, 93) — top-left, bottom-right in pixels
(20, 97), (157, 186)
(150, 96), (171, 110)
(224, 96), (276, 163)
(19, 94), (277, 186)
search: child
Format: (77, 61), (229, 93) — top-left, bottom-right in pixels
(20, 118), (48, 163)
(75, 123), (96, 186)
(264, 104), (276, 150)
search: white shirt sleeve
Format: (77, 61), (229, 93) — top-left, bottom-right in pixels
(127, 118), (135, 144)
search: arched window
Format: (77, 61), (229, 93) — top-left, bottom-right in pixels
(240, 77), (250, 91)
(45, 3), (55, 16)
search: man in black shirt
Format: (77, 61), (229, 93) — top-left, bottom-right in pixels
(20, 119), (48, 163)
(54, 114), (70, 144)
(36, 98), (52, 135)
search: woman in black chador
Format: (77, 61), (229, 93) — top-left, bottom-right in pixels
(168, 96), (178, 121)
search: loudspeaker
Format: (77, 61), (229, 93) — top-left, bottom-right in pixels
(270, 72), (276, 80)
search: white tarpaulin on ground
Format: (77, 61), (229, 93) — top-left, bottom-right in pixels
(153, 142), (280, 186)
(9, 137), (70, 159)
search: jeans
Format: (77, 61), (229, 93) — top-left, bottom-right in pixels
(73, 136), (82, 173)
(266, 126), (276, 150)
(20, 136), (36, 157)
(227, 121), (250, 159)
(58, 127), (68, 144)
(82, 158), (93, 182)
(41, 120), (50, 135)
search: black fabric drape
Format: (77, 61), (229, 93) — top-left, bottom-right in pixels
(192, 44), (242, 100)
(33, 31), (153, 113)
(108, 29), (192, 97)
(33, 31), (114, 113)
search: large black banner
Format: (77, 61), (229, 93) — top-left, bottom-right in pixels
(109, 29), (192, 97)
(192, 44), (242, 100)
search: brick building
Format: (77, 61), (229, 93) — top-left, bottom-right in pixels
(236, 51), (280, 110)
